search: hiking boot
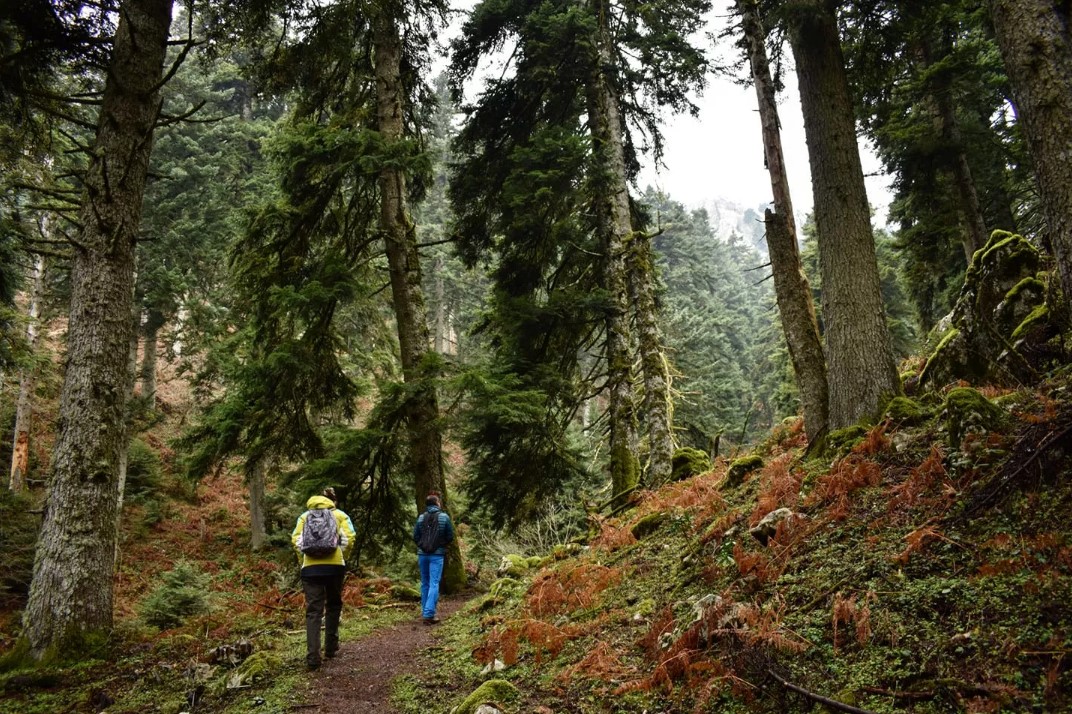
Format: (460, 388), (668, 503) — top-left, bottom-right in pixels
(306, 654), (321, 671)
(423, 616), (441, 625)
(325, 647), (338, 659)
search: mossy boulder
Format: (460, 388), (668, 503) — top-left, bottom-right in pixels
(723, 455), (763, 488)
(630, 512), (670, 540)
(671, 447), (711, 482)
(496, 554), (530, 578)
(883, 396), (931, 426)
(488, 578), (523, 599)
(391, 584), (421, 602)
(941, 387), (1007, 447)
(919, 232), (1053, 389)
(451, 679), (520, 714)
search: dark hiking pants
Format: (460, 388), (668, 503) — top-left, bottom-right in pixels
(302, 572), (344, 667)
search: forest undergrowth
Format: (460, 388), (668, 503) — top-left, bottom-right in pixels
(402, 373), (1072, 713)
(1, 369), (1071, 713)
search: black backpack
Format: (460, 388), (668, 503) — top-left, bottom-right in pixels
(417, 511), (443, 554)
(300, 508), (340, 557)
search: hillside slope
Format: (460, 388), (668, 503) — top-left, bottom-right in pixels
(408, 379), (1072, 713)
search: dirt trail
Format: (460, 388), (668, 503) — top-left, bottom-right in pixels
(300, 594), (468, 713)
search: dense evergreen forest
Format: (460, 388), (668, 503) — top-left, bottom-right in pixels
(1, 0), (1071, 712)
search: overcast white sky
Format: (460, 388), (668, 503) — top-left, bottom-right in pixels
(443, 0), (893, 226)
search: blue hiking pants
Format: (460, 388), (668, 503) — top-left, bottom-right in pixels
(418, 553), (445, 619)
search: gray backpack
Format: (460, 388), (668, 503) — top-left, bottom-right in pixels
(300, 508), (339, 557)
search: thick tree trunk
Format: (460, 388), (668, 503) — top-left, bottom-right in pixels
(9, 252), (45, 492)
(924, 33), (990, 260)
(115, 303), (140, 550)
(23, 0), (172, 658)
(248, 456), (267, 551)
(627, 236), (673, 485)
(739, 0), (829, 443)
(433, 253), (446, 354)
(787, 0), (900, 429)
(139, 308), (164, 405)
(586, 0), (639, 498)
(989, 0), (1072, 304)
(373, 12), (464, 593)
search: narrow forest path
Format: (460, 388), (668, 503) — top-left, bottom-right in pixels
(297, 594), (469, 713)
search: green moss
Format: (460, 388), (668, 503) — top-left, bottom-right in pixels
(942, 387), (1006, 447)
(489, 578), (522, 599)
(1004, 276), (1045, 302)
(630, 512), (670, 540)
(391, 584), (421, 602)
(551, 543), (582, 560)
(1012, 303), (1049, 341)
(882, 396), (930, 426)
(918, 328), (960, 386)
(670, 447), (711, 482)
(452, 678), (519, 714)
(724, 455), (763, 488)
(499, 554), (529, 578)
(822, 425), (868, 458)
(525, 556), (549, 569)
(610, 443), (640, 497)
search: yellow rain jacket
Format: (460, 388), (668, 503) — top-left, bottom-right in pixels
(291, 496), (356, 568)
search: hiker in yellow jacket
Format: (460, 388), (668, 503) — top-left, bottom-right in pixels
(291, 490), (356, 670)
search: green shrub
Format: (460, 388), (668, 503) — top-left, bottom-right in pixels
(137, 561), (213, 629)
(124, 438), (162, 501)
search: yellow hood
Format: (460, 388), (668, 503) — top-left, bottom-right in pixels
(305, 495), (335, 510)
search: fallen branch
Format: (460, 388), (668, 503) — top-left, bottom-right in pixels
(767, 669), (879, 714)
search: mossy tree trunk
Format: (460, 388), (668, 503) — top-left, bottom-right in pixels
(739, 0), (829, 443)
(139, 308), (165, 406)
(989, 0), (1072, 305)
(586, 0), (639, 498)
(627, 235), (673, 485)
(24, 0), (173, 658)
(373, 10), (464, 593)
(9, 252), (45, 492)
(787, 0), (901, 428)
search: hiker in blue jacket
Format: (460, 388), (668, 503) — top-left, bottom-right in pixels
(412, 491), (454, 625)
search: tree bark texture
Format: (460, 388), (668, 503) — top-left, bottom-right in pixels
(247, 456), (267, 551)
(989, 0), (1072, 304)
(9, 253), (46, 492)
(373, 11), (464, 593)
(115, 303), (140, 555)
(787, 0), (901, 428)
(24, 0), (173, 657)
(586, 0), (640, 498)
(739, 0), (829, 443)
(923, 32), (990, 260)
(139, 308), (164, 405)
(627, 236), (674, 485)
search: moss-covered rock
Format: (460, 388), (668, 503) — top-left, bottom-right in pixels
(671, 447), (711, 482)
(525, 556), (548, 569)
(883, 396), (931, 426)
(723, 455), (763, 488)
(941, 387), (1007, 447)
(496, 554), (529, 578)
(391, 584), (421, 602)
(919, 232), (1053, 389)
(451, 679), (519, 714)
(630, 512), (670, 540)
(488, 577), (523, 599)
